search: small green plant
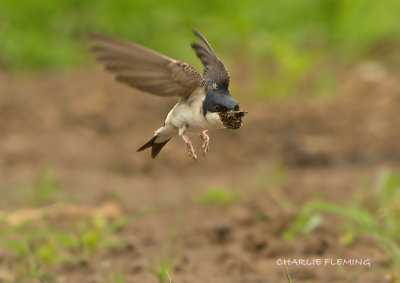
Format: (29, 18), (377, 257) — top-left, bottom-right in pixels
(151, 260), (172, 283)
(10, 243), (47, 281)
(195, 186), (238, 207)
(149, 217), (180, 283)
(285, 169), (400, 267)
(107, 271), (126, 283)
(285, 265), (292, 283)
(76, 215), (111, 256)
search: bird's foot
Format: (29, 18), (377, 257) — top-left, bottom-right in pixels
(200, 130), (209, 156)
(179, 128), (198, 161)
(180, 131), (197, 161)
(186, 139), (197, 161)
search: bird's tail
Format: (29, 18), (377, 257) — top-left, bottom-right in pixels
(137, 135), (171, 158)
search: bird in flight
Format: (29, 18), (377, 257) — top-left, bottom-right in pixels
(89, 30), (246, 160)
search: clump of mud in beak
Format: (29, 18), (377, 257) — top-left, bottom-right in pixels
(219, 110), (247, 129)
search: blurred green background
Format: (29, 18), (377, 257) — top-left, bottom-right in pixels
(1, 0), (400, 98)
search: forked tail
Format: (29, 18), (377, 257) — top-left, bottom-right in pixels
(137, 136), (171, 158)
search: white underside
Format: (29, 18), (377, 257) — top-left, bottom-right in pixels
(153, 87), (224, 143)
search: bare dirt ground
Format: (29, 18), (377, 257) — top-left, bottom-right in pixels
(0, 66), (400, 282)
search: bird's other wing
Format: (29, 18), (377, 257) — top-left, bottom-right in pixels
(191, 30), (230, 90)
(89, 34), (205, 98)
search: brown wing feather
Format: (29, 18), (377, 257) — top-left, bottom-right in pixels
(191, 30), (230, 89)
(88, 34), (205, 97)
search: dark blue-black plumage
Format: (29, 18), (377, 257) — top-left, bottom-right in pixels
(202, 85), (239, 115)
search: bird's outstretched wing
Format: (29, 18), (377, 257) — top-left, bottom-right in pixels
(89, 34), (205, 97)
(191, 30), (230, 90)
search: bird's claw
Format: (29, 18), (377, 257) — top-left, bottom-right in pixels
(180, 130), (198, 161)
(200, 131), (210, 157)
(202, 140), (209, 156)
(186, 141), (197, 161)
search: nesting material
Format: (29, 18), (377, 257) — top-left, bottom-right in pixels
(219, 110), (247, 129)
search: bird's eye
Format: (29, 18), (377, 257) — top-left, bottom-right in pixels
(214, 105), (222, 112)
(234, 105), (240, 111)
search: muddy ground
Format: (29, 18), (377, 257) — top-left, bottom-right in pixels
(0, 66), (400, 282)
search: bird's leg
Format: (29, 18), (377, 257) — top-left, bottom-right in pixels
(179, 127), (197, 160)
(200, 130), (210, 156)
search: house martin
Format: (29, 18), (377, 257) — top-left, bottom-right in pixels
(89, 30), (246, 160)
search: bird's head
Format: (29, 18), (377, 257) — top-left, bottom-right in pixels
(203, 83), (246, 129)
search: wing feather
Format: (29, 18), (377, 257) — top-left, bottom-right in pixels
(191, 30), (230, 89)
(89, 34), (205, 97)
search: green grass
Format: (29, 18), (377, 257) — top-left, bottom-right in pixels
(2, 0), (400, 69)
(284, 169), (400, 267)
(0, 213), (122, 281)
(1, 0), (400, 99)
(285, 265), (293, 283)
(0, 200), (167, 282)
(151, 260), (172, 283)
(195, 186), (238, 207)
(148, 219), (179, 283)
